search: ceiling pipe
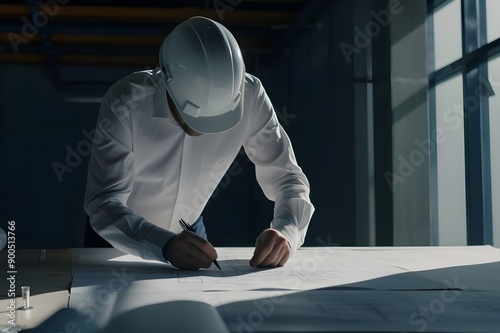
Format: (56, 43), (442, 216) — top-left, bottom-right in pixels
(24, 0), (61, 85)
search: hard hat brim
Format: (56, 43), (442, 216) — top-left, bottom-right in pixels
(179, 93), (243, 134)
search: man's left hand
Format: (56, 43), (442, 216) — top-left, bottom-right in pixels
(249, 228), (290, 267)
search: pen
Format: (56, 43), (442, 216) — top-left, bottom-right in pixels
(179, 219), (221, 270)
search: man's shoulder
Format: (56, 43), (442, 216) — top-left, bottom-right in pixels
(244, 72), (261, 89)
(103, 68), (162, 108)
(243, 72), (266, 100)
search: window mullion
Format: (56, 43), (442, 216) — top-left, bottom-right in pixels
(462, 0), (491, 244)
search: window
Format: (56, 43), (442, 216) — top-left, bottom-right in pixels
(434, 74), (467, 245)
(429, 0), (500, 246)
(433, 0), (462, 70)
(485, 0), (500, 44)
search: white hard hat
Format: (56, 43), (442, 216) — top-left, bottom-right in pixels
(159, 16), (245, 134)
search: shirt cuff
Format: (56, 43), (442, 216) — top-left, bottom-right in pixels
(140, 226), (178, 262)
(271, 217), (302, 256)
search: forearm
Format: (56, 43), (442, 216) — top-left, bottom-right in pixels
(246, 126), (315, 253)
(86, 199), (176, 262)
(271, 197), (314, 254)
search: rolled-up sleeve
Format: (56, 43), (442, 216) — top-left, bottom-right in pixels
(84, 93), (175, 262)
(243, 78), (314, 254)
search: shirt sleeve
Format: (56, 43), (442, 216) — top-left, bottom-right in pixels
(243, 77), (315, 255)
(83, 92), (175, 262)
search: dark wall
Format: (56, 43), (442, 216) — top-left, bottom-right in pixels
(205, 1), (357, 247)
(0, 65), (98, 247)
(0, 1), (356, 249)
(262, 1), (356, 246)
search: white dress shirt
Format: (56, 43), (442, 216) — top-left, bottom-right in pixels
(84, 68), (314, 262)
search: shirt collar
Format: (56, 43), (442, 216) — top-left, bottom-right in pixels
(153, 79), (169, 118)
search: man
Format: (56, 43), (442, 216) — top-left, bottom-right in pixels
(84, 16), (314, 270)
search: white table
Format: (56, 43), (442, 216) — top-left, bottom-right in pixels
(2, 246), (500, 332)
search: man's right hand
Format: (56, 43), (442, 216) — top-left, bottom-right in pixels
(162, 231), (218, 270)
